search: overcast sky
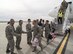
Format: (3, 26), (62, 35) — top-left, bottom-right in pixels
(0, 0), (66, 21)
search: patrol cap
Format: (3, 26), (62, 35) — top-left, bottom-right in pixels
(28, 19), (31, 22)
(46, 20), (49, 22)
(10, 19), (15, 23)
(19, 20), (23, 22)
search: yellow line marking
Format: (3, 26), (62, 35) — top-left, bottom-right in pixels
(57, 33), (69, 54)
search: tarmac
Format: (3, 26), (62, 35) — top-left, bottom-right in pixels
(0, 22), (73, 54)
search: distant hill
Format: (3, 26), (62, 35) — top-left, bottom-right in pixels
(0, 21), (27, 23)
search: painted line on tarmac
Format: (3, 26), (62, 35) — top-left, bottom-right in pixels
(57, 33), (69, 54)
(53, 33), (70, 54)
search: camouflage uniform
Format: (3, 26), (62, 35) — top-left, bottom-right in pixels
(15, 25), (26, 48)
(31, 24), (42, 50)
(45, 23), (51, 44)
(5, 25), (20, 53)
(26, 23), (32, 44)
(45, 24), (51, 38)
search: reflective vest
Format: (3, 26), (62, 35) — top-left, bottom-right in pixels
(58, 12), (63, 17)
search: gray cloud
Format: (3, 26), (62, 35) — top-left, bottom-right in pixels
(0, 0), (62, 21)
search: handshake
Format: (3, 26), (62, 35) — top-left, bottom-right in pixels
(17, 31), (27, 37)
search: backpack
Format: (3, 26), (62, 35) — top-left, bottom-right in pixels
(48, 34), (53, 39)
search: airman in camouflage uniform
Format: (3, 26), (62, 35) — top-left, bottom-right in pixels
(16, 20), (26, 50)
(45, 20), (51, 44)
(29, 20), (43, 52)
(5, 19), (20, 54)
(26, 19), (32, 45)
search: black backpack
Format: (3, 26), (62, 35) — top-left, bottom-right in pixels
(48, 34), (53, 39)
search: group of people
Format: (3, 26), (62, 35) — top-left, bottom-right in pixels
(5, 18), (56, 54)
(5, 0), (70, 54)
(5, 19), (26, 54)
